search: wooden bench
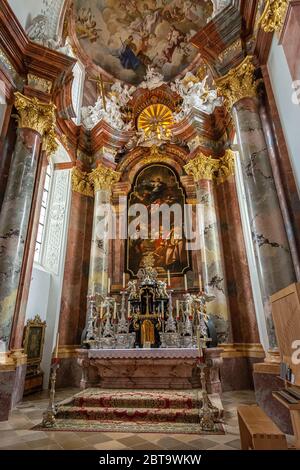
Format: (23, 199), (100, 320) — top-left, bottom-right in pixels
(237, 405), (288, 450)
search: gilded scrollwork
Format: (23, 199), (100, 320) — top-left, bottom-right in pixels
(215, 56), (257, 111)
(217, 150), (236, 184)
(89, 163), (121, 192)
(14, 92), (56, 136)
(259, 0), (288, 33)
(71, 167), (94, 197)
(184, 150), (235, 184)
(184, 152), (219, 181)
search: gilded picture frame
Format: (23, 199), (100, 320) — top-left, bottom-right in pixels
(23, 315), (46, 367)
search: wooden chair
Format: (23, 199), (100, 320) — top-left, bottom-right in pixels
(237, 405), (288, 450)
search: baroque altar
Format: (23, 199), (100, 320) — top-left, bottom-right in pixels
(84, 255), (218, 351)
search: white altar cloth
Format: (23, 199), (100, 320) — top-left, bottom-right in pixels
(88, 348), (200, 360)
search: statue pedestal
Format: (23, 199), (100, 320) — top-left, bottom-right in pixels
(77, 348), (223, 393)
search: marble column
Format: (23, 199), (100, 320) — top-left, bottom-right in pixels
(216, 150), (260, 344)
(88, 164), (120, 299)
(216, 56), (296, 348)
(0, 92), (56, 348)
(185, 154), (232, 343)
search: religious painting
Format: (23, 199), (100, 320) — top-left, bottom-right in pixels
(74, 0), (230, 85)
(23, 315), (46, 366)
(127, 164), (190, 276)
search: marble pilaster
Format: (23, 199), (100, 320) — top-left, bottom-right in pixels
(59, 170), (94, 346)
(216, 154), (260, 344)
(185, 154), (232, 343)
(216, 56), (296, 347)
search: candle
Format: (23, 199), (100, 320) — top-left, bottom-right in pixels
(197, 329), (203, 358)
(101, 270), (105, 289)
(128, 302), (131, 318)
(54, 332), (59, 358)
(161, 301), (164, 317)
(123, 273), (126, 289)
(176, 300), (179, 318)
(184, 274), (188, 292)
(167, 270), (171, 287)
(113, 302), (117, 320)
(107, 277), (111, 295)
(199, 274), (202, 293)
(100, 303), (103, 320)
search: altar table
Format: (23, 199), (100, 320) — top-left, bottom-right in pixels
(77, 348), (223, 393)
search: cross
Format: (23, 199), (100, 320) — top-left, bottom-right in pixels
(88, 74), (113, 112)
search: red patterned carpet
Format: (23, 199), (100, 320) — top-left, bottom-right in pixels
(35, 389), (225, 435)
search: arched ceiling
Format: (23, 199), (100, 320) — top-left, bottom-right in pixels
(72, 0), (232, 85)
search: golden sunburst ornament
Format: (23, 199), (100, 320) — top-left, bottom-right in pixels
(137, 104), (173, 140)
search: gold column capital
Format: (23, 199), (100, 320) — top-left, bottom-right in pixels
(184, 153), (219, 181)
(259, 0), (288, 33)
(14, 92), (58, 157)
(14, 92), (56, 136)
(217, 150), (236, 184)
(71, 167), (94, 198)
(215, 56), (257, 111)
(89, 163), (121, 192)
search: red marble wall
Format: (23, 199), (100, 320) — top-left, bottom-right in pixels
(280, 1), (300, 81)
(216, 176), (260, 344)
(59, 191), (93, 345)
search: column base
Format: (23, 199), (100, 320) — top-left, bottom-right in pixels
(0, 350), (27, 421)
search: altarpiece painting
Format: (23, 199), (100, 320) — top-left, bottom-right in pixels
(127, 164), (190, 277)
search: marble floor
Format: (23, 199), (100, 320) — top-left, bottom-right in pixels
(0, 389), (257, 450)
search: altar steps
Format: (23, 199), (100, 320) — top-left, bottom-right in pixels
(55, 388), (223, 426)
(72, 389), (202, 410)
(34, 389), (225, 434)
(56, 405), (204, 424)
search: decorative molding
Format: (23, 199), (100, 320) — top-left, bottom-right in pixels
(217, 149), (236, 184)
(184, 152), (219, 181)
(89, 163), (121, 192)
(27, 74), (53, 94)
(43, 169), (71, 274)
(14, 91), (56, 136)
(71, 167), (93, 197)
(259, 0), (288, 33)
(221, 343), (265, 359)
(215, 56), (257, 110)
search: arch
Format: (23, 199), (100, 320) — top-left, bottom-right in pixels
(117, 144), (189, 186)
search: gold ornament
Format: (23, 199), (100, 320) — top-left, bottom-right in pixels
(42, 126), (58, 158)
(89, 163), (121, 192)
(184, 153), (219, 181)
(259, 0), (288, 33)
(71, 167), (93, 197)
(14, 92), (56, 136)
(217, 150), (236, 184)
(27, 74), (53, 94)
(215, 56), (257, 110)
(137, 104), (173, 140)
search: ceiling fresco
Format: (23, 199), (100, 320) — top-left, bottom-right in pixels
(74, 0), (230, 85)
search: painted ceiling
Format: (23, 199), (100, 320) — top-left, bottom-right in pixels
(73, 0), (231, 85)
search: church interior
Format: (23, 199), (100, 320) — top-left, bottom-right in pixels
(1, 0), (300, 452)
